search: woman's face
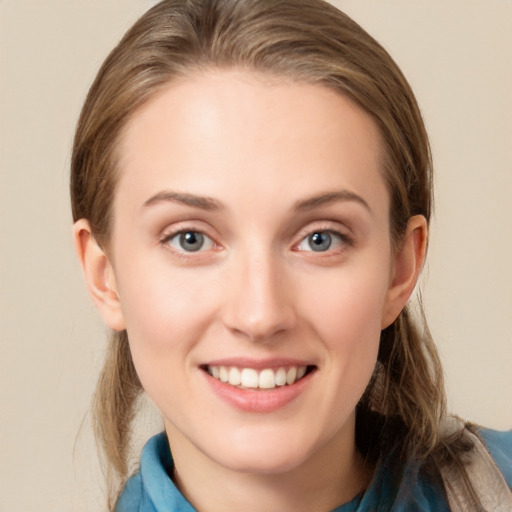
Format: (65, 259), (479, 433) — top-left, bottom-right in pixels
(105, 71), (402, 474)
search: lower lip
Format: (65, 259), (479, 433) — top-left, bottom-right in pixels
(203, 370), (314, 413)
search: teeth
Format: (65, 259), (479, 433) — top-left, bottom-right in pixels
(208, 365), (308, 389)
(240, 368), (259, 388)
(259, 369), (275, 389)
(228, 367), (241, 386)
(275, 367), (287, 386)
(286, 367), (297, 385)
(219, 366), (229, 383)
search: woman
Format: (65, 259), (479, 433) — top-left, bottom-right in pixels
(71, 0), (512, 510)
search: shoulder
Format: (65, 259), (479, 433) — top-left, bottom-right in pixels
(477, 426), (512, 487)
(351, 451), (450, 511)
(436, 424), (512, 511)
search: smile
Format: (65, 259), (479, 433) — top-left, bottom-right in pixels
(205, 365), (313, 390)
(201, 361), (317, 412)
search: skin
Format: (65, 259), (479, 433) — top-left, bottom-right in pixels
(74, 70), (426, 511)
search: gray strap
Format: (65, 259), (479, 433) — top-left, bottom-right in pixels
(440, 420), (512, 512)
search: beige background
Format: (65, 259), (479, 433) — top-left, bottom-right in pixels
(1, 1), (511, 510)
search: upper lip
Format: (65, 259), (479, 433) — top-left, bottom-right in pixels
(201, 357), (316, 370)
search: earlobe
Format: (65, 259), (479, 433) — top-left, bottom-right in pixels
(381, 215), (427, 329)
(73, 219), (126, 331)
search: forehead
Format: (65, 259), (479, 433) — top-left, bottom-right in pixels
(115, 70), (388, 220)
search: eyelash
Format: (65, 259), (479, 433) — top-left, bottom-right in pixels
(159, 227), (217, 255)
(294, 226), (354, 255)
(159, 223), (353, 256)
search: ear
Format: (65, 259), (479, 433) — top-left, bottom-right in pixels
(73, 219), (126, 331)
(381, 215), (427, 329)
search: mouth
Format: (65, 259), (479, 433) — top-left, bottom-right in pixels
(201, 364), (316, 390)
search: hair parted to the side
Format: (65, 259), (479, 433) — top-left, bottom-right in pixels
(71, 0), (479, 508)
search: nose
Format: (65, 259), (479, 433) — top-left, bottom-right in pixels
(221, 249), (297, 342)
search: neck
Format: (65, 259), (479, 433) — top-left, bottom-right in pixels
(166, 415), (373, 512)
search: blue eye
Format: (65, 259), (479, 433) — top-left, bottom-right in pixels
(297, 230), (345, 252)
(166, 231), (215, 252)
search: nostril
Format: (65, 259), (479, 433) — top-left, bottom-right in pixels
(223, 315), (296, 343)
(220, 257), (297, 340)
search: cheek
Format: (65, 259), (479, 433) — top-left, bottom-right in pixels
(314, 282), (383, 383)
(113, 260), (219, 383)
(298, 257), (391, 394)
(303, 263), (390, 345)
(288, 263), (388, 442)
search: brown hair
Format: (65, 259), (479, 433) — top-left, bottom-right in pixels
(71, 0), (477, 508)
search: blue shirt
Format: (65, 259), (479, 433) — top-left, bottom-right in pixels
(116, 428), (512, 511)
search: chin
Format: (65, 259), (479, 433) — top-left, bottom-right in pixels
(222, 454), (308, 476)
(210, 432), (316, 475)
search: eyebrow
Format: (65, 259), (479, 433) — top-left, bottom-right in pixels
(294, 190), (372, 213)
(142, 189), (371, 214)
(143, 191), (223, 211)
